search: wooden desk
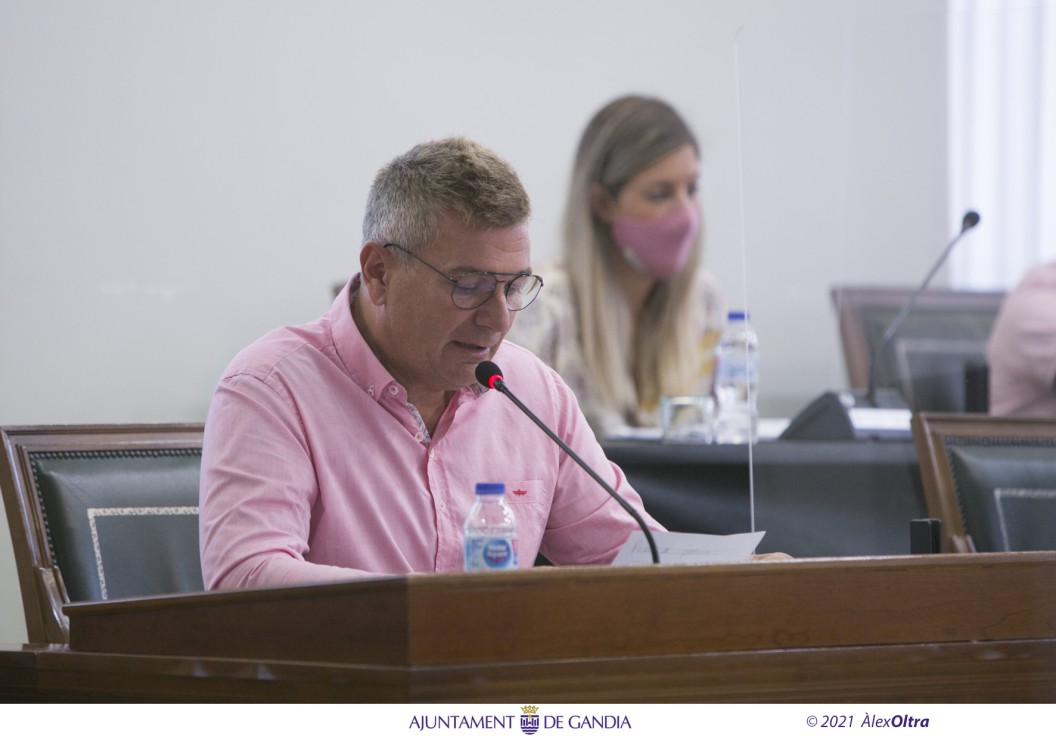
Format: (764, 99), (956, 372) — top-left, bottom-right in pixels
(3, 553), (1056, 702)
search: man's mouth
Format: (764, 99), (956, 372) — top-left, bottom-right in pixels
(453, 340), (495, 355)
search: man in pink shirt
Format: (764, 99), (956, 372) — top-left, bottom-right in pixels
(199, 137), (662, 590)
(987, 260), (1056, 418)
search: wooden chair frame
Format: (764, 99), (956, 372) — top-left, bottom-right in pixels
(911, 412), (1056, 553)
(0, 424), (203, 644)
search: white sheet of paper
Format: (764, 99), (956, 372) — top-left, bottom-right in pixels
(848, 407), (912, 431)
(611, 530), (766, 567)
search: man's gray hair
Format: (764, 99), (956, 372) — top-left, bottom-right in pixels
(363, 136), (531, 254)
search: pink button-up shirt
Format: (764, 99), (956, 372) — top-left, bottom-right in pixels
(199, 276), (661, 589)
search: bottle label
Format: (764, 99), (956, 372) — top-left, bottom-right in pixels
(464, 537), (518, 571)
(717, 351), (759, 382)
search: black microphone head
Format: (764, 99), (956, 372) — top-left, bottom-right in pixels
(962, 210), (981, 231)
(475, 361), (503, 390)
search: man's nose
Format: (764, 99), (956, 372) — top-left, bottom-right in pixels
(475, 284), (513, 330)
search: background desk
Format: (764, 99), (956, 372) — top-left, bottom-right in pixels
(603, 439), (926, 558)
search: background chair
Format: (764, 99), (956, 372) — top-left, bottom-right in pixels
(0, 424), (204, 644)
(831, 286), (1005, 412)
(912, 412), (1056, 553)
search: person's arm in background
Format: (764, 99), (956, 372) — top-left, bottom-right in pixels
(1005, 285), (1056, 394)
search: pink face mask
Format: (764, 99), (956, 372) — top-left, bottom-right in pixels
(611, 202), (700, 279)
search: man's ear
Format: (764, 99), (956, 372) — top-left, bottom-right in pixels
(590, 183), (617, 224)
(359, 241), (392, 306)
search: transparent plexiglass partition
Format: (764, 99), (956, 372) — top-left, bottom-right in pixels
(720, 4), (1052, 556)
(732, 5), (1011, 433)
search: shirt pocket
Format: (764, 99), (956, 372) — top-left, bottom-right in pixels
(501, 479), (549, 528)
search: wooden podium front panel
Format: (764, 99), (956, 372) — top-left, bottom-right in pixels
(66, 575), (415, 665)
(6, 639), (1056, 703)
(405, 552), (1056, 664)
(64, 553), (1056, 668)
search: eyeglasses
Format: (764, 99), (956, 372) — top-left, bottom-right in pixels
(384, 243), (543, 311)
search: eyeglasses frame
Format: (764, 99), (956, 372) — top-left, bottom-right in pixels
(383, 242), (543, 311)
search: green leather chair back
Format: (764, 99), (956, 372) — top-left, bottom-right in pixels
(945, 440), (1056, 552)
(30, 449), (204, 601)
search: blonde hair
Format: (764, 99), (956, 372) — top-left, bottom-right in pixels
(363, 136), (531, 255)
(563, 96), (703, 421)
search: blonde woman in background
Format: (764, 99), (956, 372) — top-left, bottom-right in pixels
(508, 95), (726, 437)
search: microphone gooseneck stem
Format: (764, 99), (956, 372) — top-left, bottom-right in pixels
(864, 213), (980, 407)
(493, 379), (661, 565)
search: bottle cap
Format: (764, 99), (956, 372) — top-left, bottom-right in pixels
(474, 482), (506, 495)
(728, 310), (749, 321)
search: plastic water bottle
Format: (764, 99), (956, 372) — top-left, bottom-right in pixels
(714, 311), (759, 444)
(463, 482), (518, 571)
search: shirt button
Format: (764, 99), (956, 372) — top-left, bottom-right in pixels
(439, 501), (446, 510)
(414, 432), (424, 442)
(367, 385), (375, 397)
(388, 385), (398, 395)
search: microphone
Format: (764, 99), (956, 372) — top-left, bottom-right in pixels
(864, 210), (981, 406)
(781, 211), (981, 440)
(474, 360), (660, 564)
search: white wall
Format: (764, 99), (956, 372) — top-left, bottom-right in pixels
(0, 0), (950, 644)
